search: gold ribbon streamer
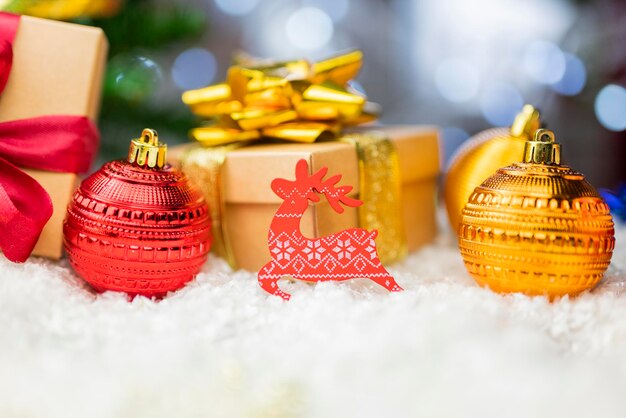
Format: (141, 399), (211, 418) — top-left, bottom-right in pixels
(343, 132), (407, 264)
(179, 143), (241, 268)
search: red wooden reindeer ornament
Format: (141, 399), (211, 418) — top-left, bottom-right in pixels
(258, 159), (403, 300)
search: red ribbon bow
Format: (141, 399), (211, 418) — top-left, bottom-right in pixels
(0, 12), (99, 262)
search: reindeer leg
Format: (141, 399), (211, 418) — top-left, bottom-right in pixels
(258, 262), (292, 301)
(371, 266), (403, 293)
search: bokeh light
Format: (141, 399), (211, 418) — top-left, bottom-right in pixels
(480, 82), (524, 126)
(303, 0), (349, 22)
(286, 7), (334, 50)
(551, 53), (586, 96)
(441, 127), (470, 168)
(523, 40), (566, 84)
(214, 0), (260, 16)
(172, 48), (216, 90)
(435, 58), (480, 103)
(595, 84), (626, 132)
(107, 54), (162, 103)
(347, 80), (366, 96)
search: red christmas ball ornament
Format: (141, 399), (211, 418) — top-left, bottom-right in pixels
(64, 129), (211, 297)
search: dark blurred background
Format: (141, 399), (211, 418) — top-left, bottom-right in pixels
(5, 0), (626, 188)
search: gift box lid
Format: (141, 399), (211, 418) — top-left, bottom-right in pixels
(172, 125), (440, 205)
(0, 15), (108, 122)
(223, 140), (359, 204)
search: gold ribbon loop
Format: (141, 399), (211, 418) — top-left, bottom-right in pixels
(342, 132), (407, 264)
(181, 83), (236, 117)
(297, 83), (365, 121)
(311, 50), (363, 85)
(191, 126), (260, 147)
(261, 122), (339, 143)
(231, 109), (298, 131)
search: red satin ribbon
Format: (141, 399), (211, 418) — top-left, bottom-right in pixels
(0, 12), (99, 262)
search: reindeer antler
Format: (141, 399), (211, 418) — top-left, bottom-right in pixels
(313, 167), (362, 213)
(295, 159), (327, 185)
(291, 159), (362, 212)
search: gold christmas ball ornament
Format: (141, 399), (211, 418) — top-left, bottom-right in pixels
(458, 129), (615, 298)
(445, 104), (542, 230)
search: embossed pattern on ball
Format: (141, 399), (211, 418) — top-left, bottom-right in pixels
(459, 163), (615, 297)
(64, 160), (211, 297)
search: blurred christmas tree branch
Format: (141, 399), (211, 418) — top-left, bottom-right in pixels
(85, 0), (206, 56)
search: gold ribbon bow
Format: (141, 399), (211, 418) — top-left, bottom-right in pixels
(182, 50), (380, 146)
(181, 50), (406, 269)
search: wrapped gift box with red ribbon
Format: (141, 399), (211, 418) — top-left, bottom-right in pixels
(0, 13), (107, 261)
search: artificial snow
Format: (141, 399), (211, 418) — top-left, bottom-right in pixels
(1, 217), (625, 418)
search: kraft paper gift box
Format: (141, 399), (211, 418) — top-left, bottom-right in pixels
(170, 125), (440, 272)
(0, 15), (108, 259)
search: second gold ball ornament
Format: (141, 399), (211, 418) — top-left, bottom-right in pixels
(459, 129), (615, 298)
(64, 129), (212, 297)
(445, 105), (542, 230)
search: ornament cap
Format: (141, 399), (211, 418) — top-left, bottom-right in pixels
(510, 104), (541, 138)
(523, 128), (561, 165)
(127, 128), (167, 169)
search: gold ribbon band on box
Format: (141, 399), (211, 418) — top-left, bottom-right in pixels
(181, 50), (407, 268)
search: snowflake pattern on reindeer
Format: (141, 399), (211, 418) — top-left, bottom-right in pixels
(258, 159), (403, 300)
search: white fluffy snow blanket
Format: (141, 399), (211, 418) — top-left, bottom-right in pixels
(1, 218), (625, 418)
